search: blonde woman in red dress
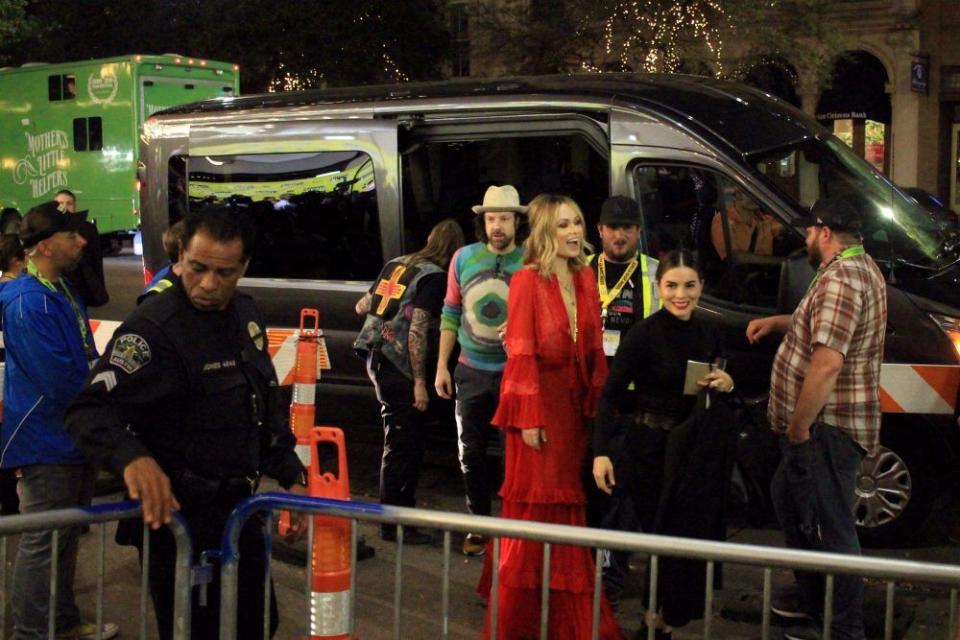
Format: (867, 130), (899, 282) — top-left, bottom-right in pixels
(482, 194), (624, 640)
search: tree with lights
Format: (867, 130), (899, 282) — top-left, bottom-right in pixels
(469, 0), (849, 104)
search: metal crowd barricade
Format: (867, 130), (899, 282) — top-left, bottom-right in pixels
(220, 492), (960, 640)
(0, 501), (194, 640)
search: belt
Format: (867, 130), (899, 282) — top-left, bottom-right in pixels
(220, 474), (260, 498)
(639, 412), (681, 431)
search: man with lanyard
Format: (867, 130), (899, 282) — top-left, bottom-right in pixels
(0, 201), (119, 640)
(585, 195), (659, 608)
(747, 195), (886, 640)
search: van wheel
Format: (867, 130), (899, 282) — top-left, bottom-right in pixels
(854, 432), (936, 545)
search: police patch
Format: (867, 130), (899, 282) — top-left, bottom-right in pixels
(109, 333), (151, 374)
(248, 321), (265, 351)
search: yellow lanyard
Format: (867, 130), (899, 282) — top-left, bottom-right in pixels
(804, 245), (866, 295)
(598, 255), (638, 312)
(26, 259), (92, 350)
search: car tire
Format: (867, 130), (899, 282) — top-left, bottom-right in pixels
(854, 428), (937, 546)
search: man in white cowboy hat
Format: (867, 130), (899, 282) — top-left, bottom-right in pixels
(435, 184), (526, 556)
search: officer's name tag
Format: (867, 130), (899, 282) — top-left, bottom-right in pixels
(602, 329), (621, 357)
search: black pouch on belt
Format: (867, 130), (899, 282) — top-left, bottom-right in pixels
(175, 468), (222, 506)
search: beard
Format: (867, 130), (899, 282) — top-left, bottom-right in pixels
(604, 243), (636, 262)
(807, 242), (823, 269)
(488, 233), (513, 251)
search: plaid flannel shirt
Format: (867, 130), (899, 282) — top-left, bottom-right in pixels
(768, 250), (887, 453)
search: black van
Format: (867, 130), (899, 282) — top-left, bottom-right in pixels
(138, 74), (960, 543)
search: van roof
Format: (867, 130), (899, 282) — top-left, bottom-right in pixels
(153, 73), (824, 158)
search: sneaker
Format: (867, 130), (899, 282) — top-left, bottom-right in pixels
(356, 535), (376, 561)
(462, 533), (487, 556)
(782, 622), (821, 640)
(57, 622), (120, 640)
(771, 585), (814, 621)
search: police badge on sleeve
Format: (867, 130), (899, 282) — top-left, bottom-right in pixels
(109, 334), (152, 374)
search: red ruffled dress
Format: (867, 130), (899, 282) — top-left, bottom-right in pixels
(480, 266), (624, 640)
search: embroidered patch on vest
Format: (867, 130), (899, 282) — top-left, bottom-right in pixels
(248, 321), (265, 350)
(109, 333), (151, 374)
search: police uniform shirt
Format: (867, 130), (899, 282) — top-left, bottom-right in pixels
(65, 278), (304, 493)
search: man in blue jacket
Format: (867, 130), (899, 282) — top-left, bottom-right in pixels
(0, 201), (118, 640)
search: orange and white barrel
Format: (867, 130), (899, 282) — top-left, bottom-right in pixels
(308, 426), (355, 639)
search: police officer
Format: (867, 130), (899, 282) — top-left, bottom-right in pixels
(138, 220), (184, 304)
(66, 205), (306, 640)
(586, 195), (659, 608)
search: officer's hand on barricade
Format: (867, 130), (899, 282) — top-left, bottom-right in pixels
(435, 367), (453, 400)
(124, 456), (180, 530)
(592, 456), (616, 495)
(281, 483), (309, 543)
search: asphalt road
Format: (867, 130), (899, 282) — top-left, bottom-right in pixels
(53, 253), (960, 639)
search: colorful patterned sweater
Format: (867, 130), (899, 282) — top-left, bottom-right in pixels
(440, 243), (524, 371)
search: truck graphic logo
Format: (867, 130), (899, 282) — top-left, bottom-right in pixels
(88, 73), (119, 104)
(13, 130), (68, 197)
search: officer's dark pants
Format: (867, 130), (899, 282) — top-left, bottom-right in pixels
(453, 364), (502, 517)
(367, 355), (427, 510)
(145, 492), (277, 640)
(771, 423), (866, 640)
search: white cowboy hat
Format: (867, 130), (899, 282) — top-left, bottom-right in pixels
(471, 185), (529, 214)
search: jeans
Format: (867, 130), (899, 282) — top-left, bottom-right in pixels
(453, 364), (502, 517)
(367, 354), (428, 509)
(12, 464), (93, 640)
(771, 423), (867, 640)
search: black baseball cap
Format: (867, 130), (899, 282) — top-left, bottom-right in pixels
(598, 196), (641, 226)
(793, 194), (864, 232)
(20, 201), (84, 248)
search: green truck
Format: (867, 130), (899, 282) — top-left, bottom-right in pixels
(0, 54), (239, 246)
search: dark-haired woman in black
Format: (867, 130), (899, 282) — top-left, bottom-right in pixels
(593, 249), (735, 639)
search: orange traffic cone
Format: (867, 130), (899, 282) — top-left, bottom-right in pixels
(279, 309), (321, 537)
(308, 426), (355, 639)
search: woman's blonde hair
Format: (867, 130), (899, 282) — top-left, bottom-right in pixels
(523, 194), (592, 276)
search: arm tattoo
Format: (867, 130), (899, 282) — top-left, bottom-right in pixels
(355, 293), (372, 315)
(408, 308), (431, 382)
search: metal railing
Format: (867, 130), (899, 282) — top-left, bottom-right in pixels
(0, 501), (194, 640)
(219, 492), (960, 640)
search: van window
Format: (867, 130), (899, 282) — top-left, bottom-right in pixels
(752, 136), (959, 272)
(400, 131), (608, 249)
(177, 151), (382, 281)
(633, 163), (803, 308)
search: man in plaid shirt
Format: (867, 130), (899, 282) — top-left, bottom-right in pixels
(747, 194), (887, 640)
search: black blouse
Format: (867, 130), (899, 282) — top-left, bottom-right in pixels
(593, 308), (722, 457)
